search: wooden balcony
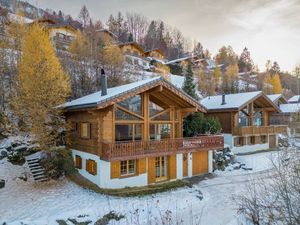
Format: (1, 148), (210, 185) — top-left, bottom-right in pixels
(100, 135), (224, 161)
(232, 125), (287, 136)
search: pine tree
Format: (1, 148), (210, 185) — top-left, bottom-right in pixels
(271, 61), (280, 75)
(182, 63), (198, 100)
(12, 24), (70, 151)
(238, 47), (254, 72)
(127, 33), (133, 42)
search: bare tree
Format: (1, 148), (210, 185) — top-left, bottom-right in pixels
(125, 12), (148, 43)
(236, 149), (300, 225)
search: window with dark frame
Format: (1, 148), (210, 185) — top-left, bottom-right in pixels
(250, 136), (255, 145)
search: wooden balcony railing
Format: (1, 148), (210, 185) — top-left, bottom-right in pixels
(100, 135), (224, 161)
(232, 125), (287, 136)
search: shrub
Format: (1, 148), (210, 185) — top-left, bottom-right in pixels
(183, 112), (221, 137)
(40, 147), (76, 179)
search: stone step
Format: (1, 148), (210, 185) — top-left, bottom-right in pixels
(32, 171), (45, 176)
(31, 168), (44, 174)
(27, 158), (40, 162)
(28, 162), (40, 166)
(33, 174), (47, 180)
(28, 164), (43, 169)
(36, 177), (48, 182)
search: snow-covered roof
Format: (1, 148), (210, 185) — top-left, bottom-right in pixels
(63, 76), (205, 111)
(267, 94), (282, 103)
(170, 74), (185, 88)
(165, 56), (192, 65)
(288, 95), (300, 103)
(201, 91), (263, 111)
(279, 103), (300, 113)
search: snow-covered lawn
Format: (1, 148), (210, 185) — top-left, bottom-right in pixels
(0, 151), (278, 225)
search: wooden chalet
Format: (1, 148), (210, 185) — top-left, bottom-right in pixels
(31, 19), (77, 50)
(63, 76), (224, 189)
(201, 91), (287, 153)
(144, 48), (164, 60)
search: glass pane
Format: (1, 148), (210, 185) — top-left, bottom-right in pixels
(128, 160), (135, 174)
(81, 123), (89, 138)
(150, 124), (156, 140)
(134, 124), (142, 140)
(254, 112), (262, 126)
(149, 101), (164, 117)
(238, 111), (248, 126)
(115, 125), (133, 141)
(162, 157), (166, 177)
(118, 95), (142, 115)
(159, 124), (171, 139)
(115, 109), (142, 120)
(155, 157), (160, 178)
(152, 111), (170, 121)
(120, 161), (127, 175)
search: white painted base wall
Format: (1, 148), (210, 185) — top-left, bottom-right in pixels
(72, 149), (147, 189)
(72, 149), (213, 189)
(222, 134), (278, 154)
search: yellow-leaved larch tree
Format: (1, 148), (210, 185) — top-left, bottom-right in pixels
(271, 73), (283, 94)
(13, 24), (70, 151)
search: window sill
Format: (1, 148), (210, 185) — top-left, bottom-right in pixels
(119, 173), (137, 179)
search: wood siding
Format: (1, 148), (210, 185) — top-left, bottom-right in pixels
(168, 155), (177, 180)
(192, 151), (208, 175)
(111, 161), (120, 179)
(138, 158), (147, 174)
(148, 157), (156, 184)
(183, 153), (188, 177)
(205, 112), (232, 133)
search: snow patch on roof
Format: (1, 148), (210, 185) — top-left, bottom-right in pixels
(288, 95), (300, 103)
(267, 94), (282, 103)
(201, 91), (262, 110)
(63, 77), (161, 109)
(280, 103), (300, 113)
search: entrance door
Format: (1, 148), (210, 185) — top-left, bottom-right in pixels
(183, 153), (188, 177)
(155, 156), (167, 182)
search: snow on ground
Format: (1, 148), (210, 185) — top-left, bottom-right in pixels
(0, 150), (277, 225)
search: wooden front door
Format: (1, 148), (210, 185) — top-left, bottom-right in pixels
(155, 156), (167, 182)
(183, 153), (188, 177)
(192, 151), (208, 176)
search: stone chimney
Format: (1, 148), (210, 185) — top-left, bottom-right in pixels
(221, 93), (226, 105)
(101, 69), (107, 96)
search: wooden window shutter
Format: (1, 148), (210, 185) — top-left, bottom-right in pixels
(147, 157), (156, 184)
(87, 123), (91, 139)
(91, 160), (97, 175)
(168, 155), (177, 180)
(75, 155), (82, 169)
(86, 159), (91, 173)
(110, 161), (120, 179)
(138, 158), (146, 174)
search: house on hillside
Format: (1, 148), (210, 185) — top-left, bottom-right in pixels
(288, 95), (300, 103)
(62, 75), (224, 189)
(267, 94), (287, 107)
(31, 19), (77, 50)
(118, 42), (150, 70)
(95, 29), (118, 43)
(144, 48), (165, 61)
(201, 91), (287, 154)
(270, 103), (300, 137)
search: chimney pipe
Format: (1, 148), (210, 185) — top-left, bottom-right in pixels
(221, 93), (226, 105)
(101, 69), (107, 96)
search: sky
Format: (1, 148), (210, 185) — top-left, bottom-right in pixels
(27, 0), (300, 72)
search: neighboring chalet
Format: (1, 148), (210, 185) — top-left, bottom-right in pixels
(31, 19), (77, 50)
(288, 95), (300, 103)
(144, 48), (165, 61)
(118, 42), (150, 70)
(96, 29), (118, 44)
(267, 94), (288, 107)
(201, 91), (287, 153)
(62, 75), (224, 189)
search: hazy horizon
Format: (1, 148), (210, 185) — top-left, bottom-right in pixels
(27, 0), (300, 73)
